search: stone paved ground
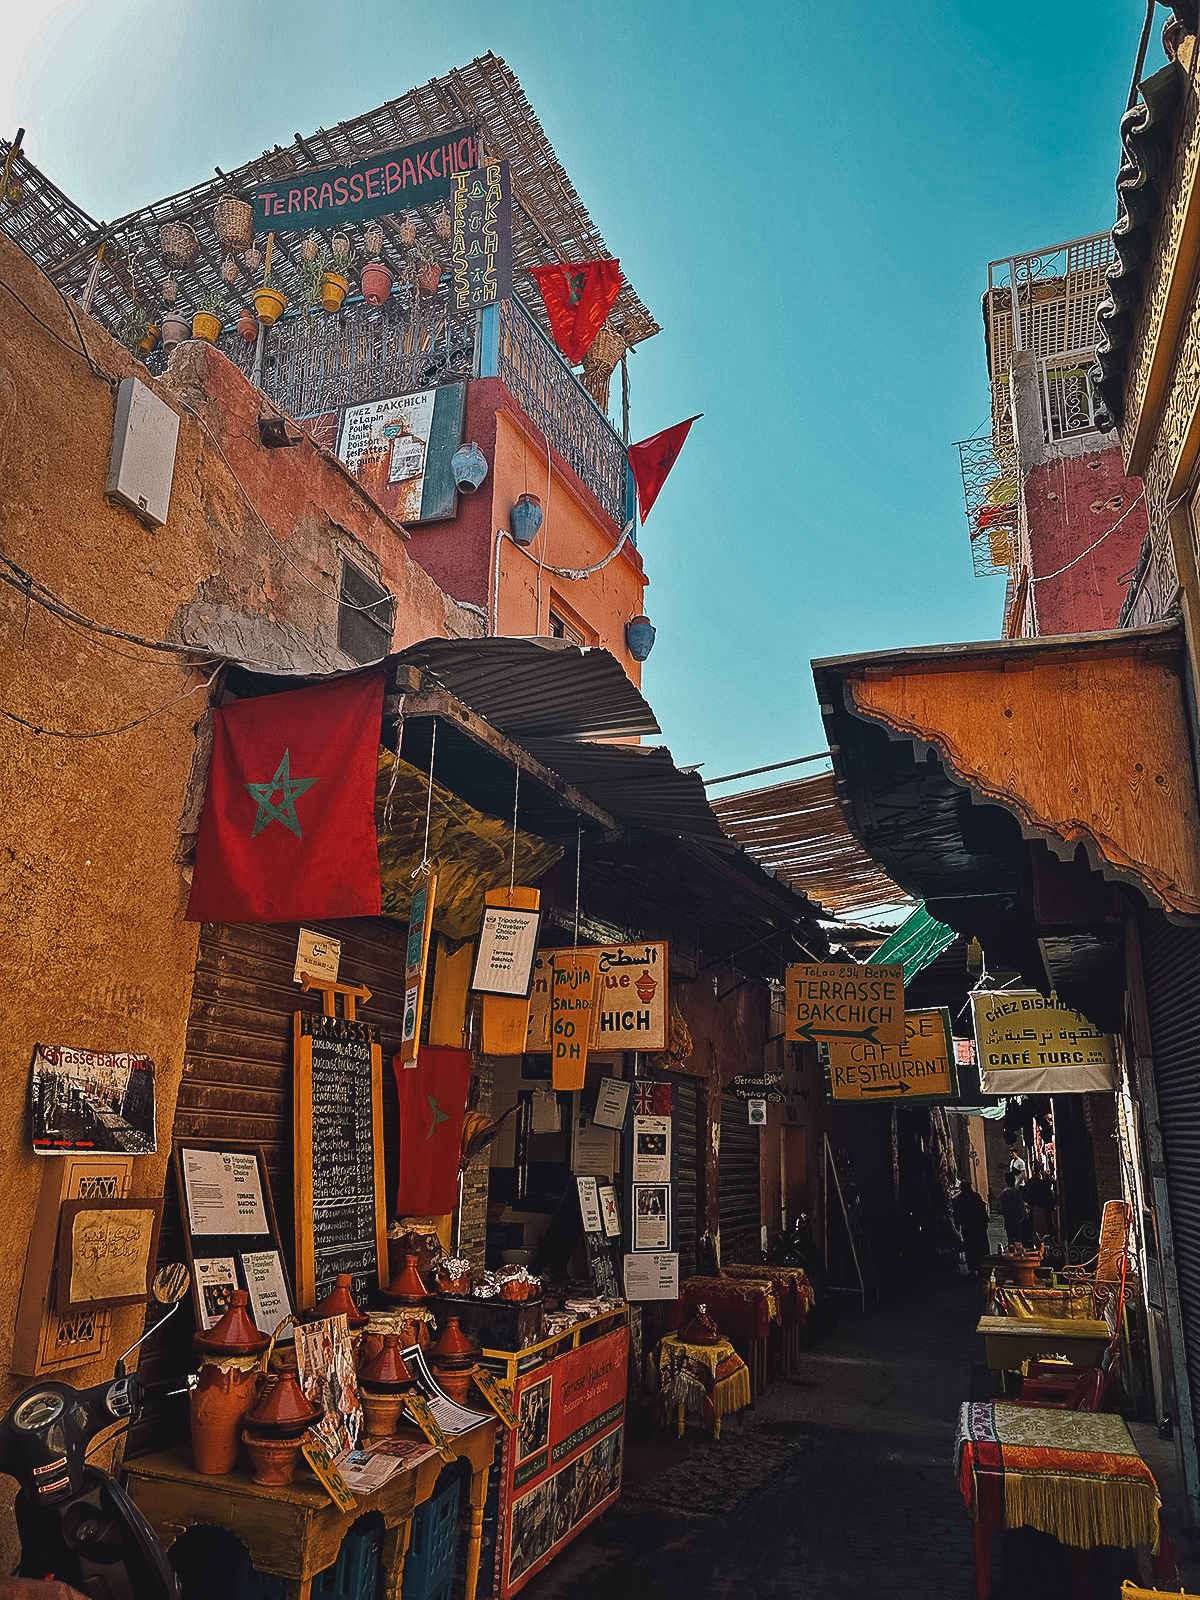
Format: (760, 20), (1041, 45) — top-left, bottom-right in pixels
(518, 1274), (1200, 1600)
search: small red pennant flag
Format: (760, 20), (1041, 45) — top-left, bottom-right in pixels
(528, 261), (623, 364)
(628, 415), (701, 523)
(393, 1046), (472, 1215)
(187, 669), (385, 924)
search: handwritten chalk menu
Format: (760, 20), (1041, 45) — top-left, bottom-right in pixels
(294, 1013), (388, 1311)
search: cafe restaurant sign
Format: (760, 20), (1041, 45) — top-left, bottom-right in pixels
(970, 991), (1116, 1094)
(825, 1008), (957, 1103)
(252, 127), (478, 232)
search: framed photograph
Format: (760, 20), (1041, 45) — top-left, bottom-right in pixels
(56, 1196), (163, 1313)
(471, 905), (543, 997)
(632, 1184), (670, 1251)
(31, 1043), (157, 1155)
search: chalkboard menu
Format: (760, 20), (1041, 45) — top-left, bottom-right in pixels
(294, 1013), (388, 1311)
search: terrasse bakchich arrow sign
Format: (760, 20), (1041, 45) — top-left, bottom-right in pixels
(785, 963), (905, 1052)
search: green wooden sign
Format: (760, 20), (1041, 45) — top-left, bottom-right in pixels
(252, 128), (477, 232)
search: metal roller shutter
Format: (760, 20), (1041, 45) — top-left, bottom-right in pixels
(1139, 909), (1200, 1445)
(720, 1088), (762, 1265)
(669, 1074), (699, 1279)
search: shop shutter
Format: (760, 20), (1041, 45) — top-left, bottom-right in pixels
(670, 1074), (699, 1279)
(719, 1088), (762, 1265)
(1138, 909), (1200, 1445)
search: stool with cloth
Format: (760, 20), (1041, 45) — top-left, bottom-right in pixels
(664, 1275), (778, 1395)
(650, 1328), (752, 1438)
(722, 1264), (815, 1376)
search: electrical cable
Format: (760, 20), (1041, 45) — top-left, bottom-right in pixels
(0, 275), (115, 388)
(0, 664), (221, 739)
(1031, 491), (1145, 583)
(0, 556), (211, 657)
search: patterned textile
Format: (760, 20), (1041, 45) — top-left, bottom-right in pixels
(670, 1277), (778, 1340)
(723, 1265), (815, 1325)
(955, 1402), (1160, 1552)
(989, 1286), (1100, 1321)
(652, 1334), (752, 1439)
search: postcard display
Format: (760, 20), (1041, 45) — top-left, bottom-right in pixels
(621, 1077), (680, 1301)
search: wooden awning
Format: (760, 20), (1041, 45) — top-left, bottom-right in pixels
(812, 621), (1200, 921)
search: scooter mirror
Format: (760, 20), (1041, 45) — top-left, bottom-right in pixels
(152, 1264), (191, 1305)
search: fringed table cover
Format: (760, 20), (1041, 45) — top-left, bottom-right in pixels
(986, 1285), (1101, 1321)
(651, 1333), (752, 1439)
(956, 1402), (1160, 1553)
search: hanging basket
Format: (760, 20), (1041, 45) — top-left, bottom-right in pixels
(300, 232), (321, 264)
(398, 216), (418, 248)
(243, 245), (262, 273)
(158, 220), (199, 268)
(220, 255), (239, 285)
(434, 207), (451, 243)
(415, 258), (442, 296)
(214, 195), (254, 253)
(580, 323), (626, 411)
(162, 276), (178, 306)
(365, 223), (385, 258)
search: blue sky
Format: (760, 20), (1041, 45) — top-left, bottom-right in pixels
(1, 1), (1153, 787)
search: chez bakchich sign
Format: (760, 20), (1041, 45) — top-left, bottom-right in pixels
(251, 127), (478, 232)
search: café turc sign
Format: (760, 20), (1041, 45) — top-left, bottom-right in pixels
(785, 963), (905, 1052)
(252, 127), (478, 232)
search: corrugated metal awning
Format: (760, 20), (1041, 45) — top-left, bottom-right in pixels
(520, 738), (726, 841)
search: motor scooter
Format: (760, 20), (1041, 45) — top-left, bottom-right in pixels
(0, 1265), (191, 1600)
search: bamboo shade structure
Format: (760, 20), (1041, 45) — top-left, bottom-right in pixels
(710, 771), (916, 922)
(0, 53), (659, 353)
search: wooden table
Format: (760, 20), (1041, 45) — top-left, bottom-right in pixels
(976, 1315), (1110, 1373)
(123, 1419), (497, 1600)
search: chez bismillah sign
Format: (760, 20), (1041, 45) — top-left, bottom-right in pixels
(252, 128), (479, 231)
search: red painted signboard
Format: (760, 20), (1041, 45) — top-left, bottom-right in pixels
(497, 1325), (628, 1596)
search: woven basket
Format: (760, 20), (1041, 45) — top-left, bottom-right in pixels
(220, 255), (238, 285)
(580, 322), (625, 409)
(214, 195), (254, 252)
(159, 221), (199, 267)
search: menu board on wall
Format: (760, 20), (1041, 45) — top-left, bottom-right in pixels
(294, 1014), (388, 1311)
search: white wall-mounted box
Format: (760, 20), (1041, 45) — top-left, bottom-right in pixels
(106, 375), (180, 528)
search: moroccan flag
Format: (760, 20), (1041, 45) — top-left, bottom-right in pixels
(394, 1046), (472, 1215)
(528, 261), (622, 364)
(628, 415), (700, 523)
(187, 669), (385, 923)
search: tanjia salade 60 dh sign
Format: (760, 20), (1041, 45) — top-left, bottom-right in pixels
(252, 128), (478, 231)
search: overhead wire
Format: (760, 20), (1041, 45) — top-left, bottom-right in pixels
(1031, 491), (1145, 583)
(0, 275), (115, 389)
(0, 664), (221, 739)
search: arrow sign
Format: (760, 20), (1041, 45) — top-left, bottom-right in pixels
(796, 1023), (879, 1044)
(825, 1007), (958, 1104)
(786, 963), (905, 1052)
(861, 1081), (909, 1095)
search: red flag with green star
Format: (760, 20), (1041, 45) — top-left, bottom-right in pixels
(394, 1046), (472, 1215)
(186, 669), (385, 924)
(528, 261), (622, 364)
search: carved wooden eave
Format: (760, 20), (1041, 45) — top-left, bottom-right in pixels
(817, 623), (1200, 921)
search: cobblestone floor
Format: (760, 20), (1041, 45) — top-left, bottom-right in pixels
(518, 1274), (1200, 1600)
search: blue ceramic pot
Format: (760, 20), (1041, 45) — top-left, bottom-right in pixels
(626, 615), (656, 661)
(451, 440), (488, 492)
(509, 493), (544, 545)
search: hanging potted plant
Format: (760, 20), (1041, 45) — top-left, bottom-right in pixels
(413, 252), (442, 296)
(237, 305), (259, 343)
(296, 248), (331, 323)
(322, 241), (355, 312)
(192, 288), (226, 343)
(361, 254), (394, 307)
(114, 307), (153, 359)
(252, 271), (288, 327)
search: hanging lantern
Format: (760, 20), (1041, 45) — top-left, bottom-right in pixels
(162, 276), (179, 306)
(158, 220), (199, 268)
(300, 232), (321, 264)
(220, 255), (238, 285)
(398, 215), (417, 248)
(365, 223), (385, 259)
(243, 244), (262, 273)
(214, 194), (254, 253)
(434, 207), (451, 243)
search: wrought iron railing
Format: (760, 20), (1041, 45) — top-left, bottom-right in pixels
(1038, 350), (1100, 442)
(494, 296), (629, 527)
(956, 434), (1019, 579)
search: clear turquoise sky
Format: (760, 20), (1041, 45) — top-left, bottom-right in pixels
(2, 1), (1154, 787)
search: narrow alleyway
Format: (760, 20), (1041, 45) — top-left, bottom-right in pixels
(520, 1275), (1200, 1600)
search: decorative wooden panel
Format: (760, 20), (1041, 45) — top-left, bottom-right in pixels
(850, 650), (1200, 917)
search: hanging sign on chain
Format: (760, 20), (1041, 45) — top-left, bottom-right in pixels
(399, 874), (437, 1066)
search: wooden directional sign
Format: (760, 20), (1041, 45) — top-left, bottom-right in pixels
(826, 1008), (957, 1103)
(786, 963), (905, 1051)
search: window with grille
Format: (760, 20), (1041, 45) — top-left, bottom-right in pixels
(338, 560), (395, 665)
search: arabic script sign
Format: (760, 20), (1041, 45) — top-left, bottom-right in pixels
(970, 991), (1116, 1094)
(594, 943), (668, 1051)
(826, 1008), (956, 1102)
(785, 963), (905, 1050)
(251, 128), (478, 232)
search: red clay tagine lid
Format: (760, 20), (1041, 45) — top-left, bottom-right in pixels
(245, 1368), (323, 1438)
(431, 1315), (481, 1369)
(360, 1332), (415, 1392)
(194, 1289), (271, 1358)
(313, 1273), (369, 1329)
(382, 1252), (432, 1307)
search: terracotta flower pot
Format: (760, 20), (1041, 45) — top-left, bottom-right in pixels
(252, 286), (287, 327)
(360, 1389), (405, 1442)
(360, 261), (394, 307)
(237, 306), (258, 343)
(139, 324), (160, 354)
(415, 259), (442, 296)
(243, 1429), (305, 1487)
(190, 1363), (260, 1474)
(321, 271), (350, 313)
(160, 312), (190, 351)
(192, 310), (223, 344)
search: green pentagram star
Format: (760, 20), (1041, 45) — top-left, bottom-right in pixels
(244, 749), (318, 839)
(425, 1093), (450, 1139)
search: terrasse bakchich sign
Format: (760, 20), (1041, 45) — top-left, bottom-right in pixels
(252, 128), (478, 232)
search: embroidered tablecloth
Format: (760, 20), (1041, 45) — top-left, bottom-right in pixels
(722, 1264), (815, 1325)
(651, 1334), (752, 1438)
(955, 1402), (1160, 1552)
(666, 1277), (779, 1341)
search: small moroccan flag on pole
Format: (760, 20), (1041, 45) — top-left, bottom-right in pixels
(628, 415), (701, 522)
(528, 260), (622, 364)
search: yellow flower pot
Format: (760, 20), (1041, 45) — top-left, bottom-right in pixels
(192, 310), (224, 343)
(140, 324), (160, 354)
(321, 271), (349, 313)
(252, 286), (288, 327)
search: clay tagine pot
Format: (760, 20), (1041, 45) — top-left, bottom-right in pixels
(242, 1429), (305, 1487)
(190, 1291), (270, 1475)
(382, 1252), (433, 1308)
(312, 1273), (369, 1330)
(430, 1316), (481, 1405)
(359, 1333), (415, 1393)
(244, 1368), (323, 1440)
(193, 1289), (270, 1359)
